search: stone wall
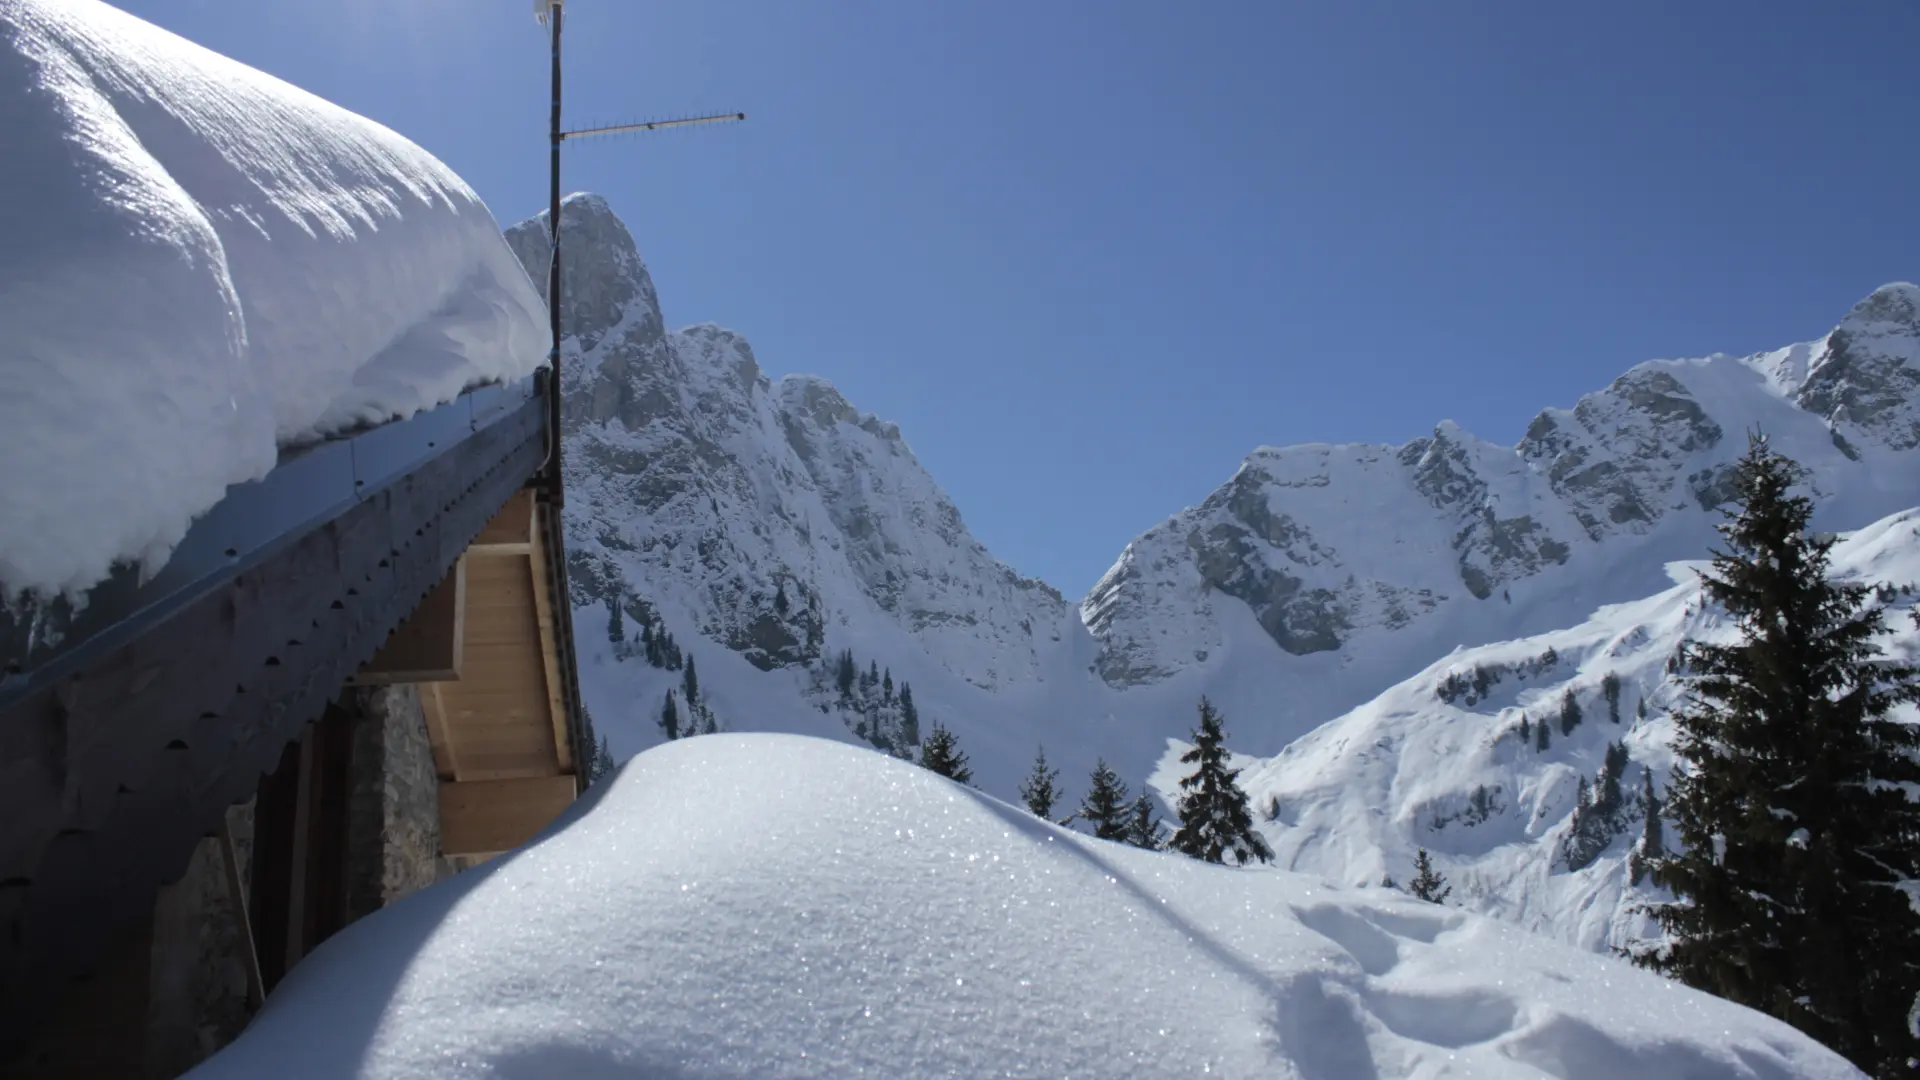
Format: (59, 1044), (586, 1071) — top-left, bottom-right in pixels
(346, 685), (444, 921)
(144, 804), (254, 1079)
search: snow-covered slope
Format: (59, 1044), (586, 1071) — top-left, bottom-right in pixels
(0, 0), (547, 598)
(1209, 506), (1920, 955)
(188, 734), (1862, 1080)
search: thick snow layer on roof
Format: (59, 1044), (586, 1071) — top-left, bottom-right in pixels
(190, 735), (1860, 1080)
(0, 0), (547, 597)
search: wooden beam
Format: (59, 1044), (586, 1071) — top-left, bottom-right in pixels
(420, 682), (460, 782)
(438, 776), (576, 856)
(351, 557), (466, 685)
(527, 504), (575, 774)
(469, 489), (535, 554)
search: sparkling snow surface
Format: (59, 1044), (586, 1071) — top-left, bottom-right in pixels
(0, 0), (547, 596)
(192, 736), (1859, 1080)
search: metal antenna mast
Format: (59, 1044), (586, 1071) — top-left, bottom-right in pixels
(534, 0), (745, 503)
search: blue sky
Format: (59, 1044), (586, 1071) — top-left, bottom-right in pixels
(126, 1), (1920, 598)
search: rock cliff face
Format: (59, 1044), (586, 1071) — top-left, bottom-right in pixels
(1084, 284), (1920, 687)
(506, 195), (1076, 687)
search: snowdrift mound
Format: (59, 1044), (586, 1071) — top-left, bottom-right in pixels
(0, 0), (547, 597)
(192, 735), (1858, 1079)
(1229, 506), (1920, 955)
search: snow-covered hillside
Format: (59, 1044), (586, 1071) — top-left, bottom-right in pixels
(1211, 506), (1920, 956)
(0, 0), (547, 598)
(188, 735), (1862, 1080)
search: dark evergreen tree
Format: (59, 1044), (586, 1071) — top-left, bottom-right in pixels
(1636, 696), (1649, 722)
(898, 682), (920, 747)
(588, 733), (616, 784)
(1534, 716), (1551, 752)
(1558, 688), (1583, 736)
(1634, 434), (1920, 1077)
(1079, 759), (1131, 841)
(836, 649), (857, 697)
(1169, 698), (1273, 866)
(682, 653), (700, 707)
(1602, 672), (1622, 724)
(1018, 745), (1060, 818)
(1598, 741), (1629, 816)
(883, 668), (894, 702)
(1518, 713), (1531, 742)
(607, 598), (624, 644)
(774, 583), (790, 615)
(918, 722), (972, 785)
(1125, 793), (1164, 851)
(1641, 770), (1663, 857)
(659, 690), (681, 741)
(1409, 849), (1452, 904)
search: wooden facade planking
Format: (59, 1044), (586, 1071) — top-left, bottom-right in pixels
(351, 558), (468, 685)
(527, 502), (576, 774)
(438, 775), (578, 856)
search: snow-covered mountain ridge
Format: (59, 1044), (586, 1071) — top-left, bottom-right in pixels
(509, 192), (1920, 824)
(505, 195), (1079, 690)
(1087, 282), (1920, 696)
(1206, 506), (1920, 956)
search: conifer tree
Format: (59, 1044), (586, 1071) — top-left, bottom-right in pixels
(775, 583), (790, 615)
(1169, 698), (1273, 865)
(607, 598), (624, 644)
(836, 649), (857, 697)
(1558, 688), (1583, 736)
(1409, 849), (1452, 904)
(1534, 716), (1551, 752)
(589, 733), (616, 783)
(659, 690), (680, 741)
(1640, 770), (1663, 858)
(1126, 793), (1164, 851)
(883, 668), (894, 702)
(1079, 759), (1131, 841)
(1634, 434), (1920, 1077)
(1518, 713), (1531, 742)
(918, 722), (972, 785)
(898, 682), (920, 747)
(1603, 672), (1622, 724)
(1018, 745), (1060, 819)
(682, 653), (700, 707)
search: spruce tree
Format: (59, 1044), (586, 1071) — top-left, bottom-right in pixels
(659, 690), (681, 741)
(607, 598), (624, 644)
(1079, 759), (1131, 841)
(683, 653), (700, 707)
(1018, 745), (1060, 818)
(836, 649), (857, 697)
(898, 682), (920, 747)
(1169, 698), (1273, 866)
(918, 722), (972, 785)
(1558, 688), (1583, 736)
(883, 668), (894, 702)
(1603, 672), (1622, 724)
(1640, 770), (1663, 857)
(1635, 434), (1920, 1077)
(1534, 715), (1551, 752)
(1409, 849), (1452, 904)
(1125, 793), (1164, 851)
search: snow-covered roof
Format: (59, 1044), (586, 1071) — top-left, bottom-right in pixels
(188, 734), (1860, 1079)
(0, 0), (548, 598)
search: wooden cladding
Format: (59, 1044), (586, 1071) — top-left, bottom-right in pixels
(438, 776), (577, 857)
(351, 558), (467, 685)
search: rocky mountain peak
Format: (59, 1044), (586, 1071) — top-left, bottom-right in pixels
(507, 195), (1078, 688)
(1086, 284), (1920, 688)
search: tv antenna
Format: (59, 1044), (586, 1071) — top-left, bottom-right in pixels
(533, 0), (745, 503)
